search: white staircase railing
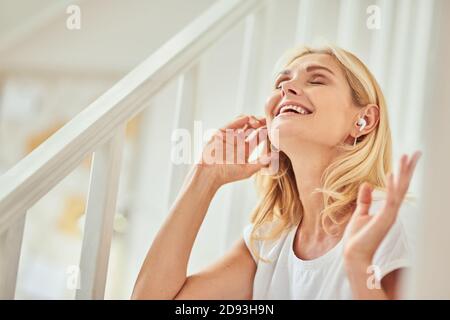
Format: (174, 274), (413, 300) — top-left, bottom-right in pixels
(0, 0), (268, 299)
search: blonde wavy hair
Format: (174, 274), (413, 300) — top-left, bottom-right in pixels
(248, 44), (393, 263)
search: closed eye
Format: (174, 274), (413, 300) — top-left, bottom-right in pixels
(275, 74), (327, 89)
(308, 74), (326, 85)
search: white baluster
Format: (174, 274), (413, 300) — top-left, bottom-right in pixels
(76, 128), (125, 299)
(336, 0), (362, 49)
(384, 0), (411, 145)
(223, 6), (268, 249)
(0, 216), (26, 299)
(369, 0), (395, 87)
(166, 65), (199, 208)
(296, 0), (314, 44)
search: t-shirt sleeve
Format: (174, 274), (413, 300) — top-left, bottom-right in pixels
(371, 199), (414, 280)
(243, 223), (260, 263)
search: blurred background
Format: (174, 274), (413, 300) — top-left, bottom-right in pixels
(0, 0), (449, 299)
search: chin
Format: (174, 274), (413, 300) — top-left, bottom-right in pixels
(269, 121), (311, 151)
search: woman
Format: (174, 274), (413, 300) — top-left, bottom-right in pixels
(131, 45), (421, 300)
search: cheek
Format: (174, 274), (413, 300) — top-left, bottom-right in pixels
(264, 93), (281, 132)
(309, 87), (342, 109)
(313, 110), (352, 144)
(309, 89), (353, 133)
(264, 93), (280, 118)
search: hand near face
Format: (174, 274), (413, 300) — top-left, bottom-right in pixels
(197, 115), (271, 186)
(344, 151), (422, 264)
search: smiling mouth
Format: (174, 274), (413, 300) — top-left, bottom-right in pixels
(276, 105), (313, 117)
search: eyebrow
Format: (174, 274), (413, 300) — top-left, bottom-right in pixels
(277, 64), (335, 77)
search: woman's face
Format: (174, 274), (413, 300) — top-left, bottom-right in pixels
(265, 53), (360, 152)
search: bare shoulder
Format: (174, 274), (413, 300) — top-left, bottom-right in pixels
(174, 238), (257, 300)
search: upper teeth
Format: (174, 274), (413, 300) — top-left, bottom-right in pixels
(279, 105), (310, 115)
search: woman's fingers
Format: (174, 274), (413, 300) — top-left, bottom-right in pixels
(212, 124), (268, 165)
(385, 172), (398, 212)
(370, 173), (398, 235)
(397, 151), (422, 199)
(242, 122), (266, 140)
(407, 151), (422, 181)
(247, 116), (266, 131)
(354, 175), (396, 248)
(377, 151), (421, 228)
(220, 115), (265, 136)
(397, 154), (410, 198)
(256, 116), (267, 125)
(345, 151), (422, 262)
(399, 154), (408, 182)
(221, 115), (249, 131)
(354, 182), (373, 217)
(247, 115), (260, 128)
(245, 126), (268, 158)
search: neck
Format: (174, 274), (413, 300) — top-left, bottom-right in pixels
(285, 143), (340, 238)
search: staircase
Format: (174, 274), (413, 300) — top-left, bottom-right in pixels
(0, 0), (270, 299)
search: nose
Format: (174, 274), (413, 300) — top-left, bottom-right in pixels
(280, 81), (302, 97)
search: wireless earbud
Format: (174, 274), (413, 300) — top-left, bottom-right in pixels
(353, 117), (367, 147)
(357, 117), (367, 132)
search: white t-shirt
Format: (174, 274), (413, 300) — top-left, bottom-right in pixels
(243, 192), (414, 299)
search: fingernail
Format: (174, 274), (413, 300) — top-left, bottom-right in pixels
(249, 118), (259, 125)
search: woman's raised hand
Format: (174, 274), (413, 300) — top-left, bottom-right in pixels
(197, 114), (271, 187)
(344, 151), (422, 265)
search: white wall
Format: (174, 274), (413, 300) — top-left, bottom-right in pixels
(408, 0), (450, 299)
(0, 0), (215, 74)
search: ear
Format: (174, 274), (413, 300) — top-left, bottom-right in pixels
(351, 104), (380, 138)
